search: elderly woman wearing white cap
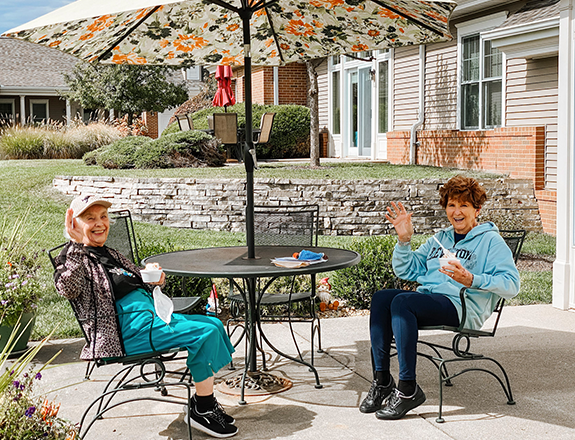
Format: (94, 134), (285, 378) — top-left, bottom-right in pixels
(53, 195), (238, 438)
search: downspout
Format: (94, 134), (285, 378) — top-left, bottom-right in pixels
(410, 44), (426, 164)
(273, 66), (279, 105)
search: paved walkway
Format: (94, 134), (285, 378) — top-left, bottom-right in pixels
(27, 304), (575, 439)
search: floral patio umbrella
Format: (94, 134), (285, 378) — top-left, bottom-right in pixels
(213, 65), (236, 111)
(3, 0), (457, 258)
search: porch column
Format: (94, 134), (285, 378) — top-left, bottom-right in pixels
(19, 95), (25, 125)
(66, 99), (71, 125)
(553, 0), (573, 310)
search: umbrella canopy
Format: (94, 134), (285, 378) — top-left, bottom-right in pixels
(3, 0), (456, 258)
(4, 0), (456, 66)
(213, 65), (236, 110)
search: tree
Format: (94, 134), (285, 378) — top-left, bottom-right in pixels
(306, 59), (324, 168)
(64, 63), (189, 124)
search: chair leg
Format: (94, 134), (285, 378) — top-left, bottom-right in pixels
(436, 359), (447, 423)
(434, 356), (515, 423)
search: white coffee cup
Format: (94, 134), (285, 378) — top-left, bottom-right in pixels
(141, 268), (163, 283)
(438, 257), (460, 269)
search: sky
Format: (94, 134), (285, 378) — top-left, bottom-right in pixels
(0, 0), (74, 34)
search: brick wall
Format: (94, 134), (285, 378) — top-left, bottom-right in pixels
(142, 111), (159, 139)
(387, 127), (555, 234)
(277, 63), (308, 105)
(53, 176), (542, 235)
(233, 63), (308, 106)
(535, 190), (557, 235)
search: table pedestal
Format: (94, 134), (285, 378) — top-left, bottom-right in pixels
(216, 371), (292, 399)
(223, 276), (322, 404)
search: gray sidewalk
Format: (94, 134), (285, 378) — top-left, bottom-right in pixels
(28, 304), (575, 440)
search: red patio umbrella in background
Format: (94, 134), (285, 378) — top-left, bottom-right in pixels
(212, 65), (235, 112)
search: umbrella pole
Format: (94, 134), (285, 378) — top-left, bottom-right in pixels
(242, 14), (255, 260)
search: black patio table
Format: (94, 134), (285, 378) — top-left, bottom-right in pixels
(143, 245), (360, 403)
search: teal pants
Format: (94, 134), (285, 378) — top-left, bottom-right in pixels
(116, 289), (234, 383)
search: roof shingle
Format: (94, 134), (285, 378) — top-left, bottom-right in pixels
(0, 37), (78, 88)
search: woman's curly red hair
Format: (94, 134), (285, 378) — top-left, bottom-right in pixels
(439, 175), (487, 209)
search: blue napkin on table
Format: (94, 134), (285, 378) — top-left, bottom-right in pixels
(297, 250), (324, 261)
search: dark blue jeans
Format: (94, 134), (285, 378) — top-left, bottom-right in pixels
(370, 289), (459, 381)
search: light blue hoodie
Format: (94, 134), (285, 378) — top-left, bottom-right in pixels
(392, 222), (520, 330)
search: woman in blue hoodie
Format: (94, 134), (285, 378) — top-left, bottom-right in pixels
(360, 175), (520, 420)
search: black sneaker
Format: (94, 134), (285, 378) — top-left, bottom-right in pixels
(212, 399), (236, 426)
(359, 376), (396, 413)
(375, 385), (426, 420)
(188, 395), (235, 425)
(185, 398), (238, 438)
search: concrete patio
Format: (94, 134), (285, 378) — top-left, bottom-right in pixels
(28, 304), (575, 439)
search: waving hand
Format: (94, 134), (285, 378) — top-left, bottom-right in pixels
(385, 202), (413, 243)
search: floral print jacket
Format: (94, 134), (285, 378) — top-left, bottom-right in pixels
(53, 241), (145, 360)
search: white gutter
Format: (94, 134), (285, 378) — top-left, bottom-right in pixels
(410, 44), (425, 164)
(0, 86), (69, 96)
(273, 66), (279, 105)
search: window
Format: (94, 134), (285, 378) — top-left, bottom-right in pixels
(378, 61), (388, 133)
(460, 35), (502, 129)
(457, 13), (506, 130)
(30, 99), (49, 123)
(184, 66), (202, 81)
(332, 70), (341, 135)
(0, 99), (14, 123)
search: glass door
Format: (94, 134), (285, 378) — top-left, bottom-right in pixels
(345, 67), (372, 157)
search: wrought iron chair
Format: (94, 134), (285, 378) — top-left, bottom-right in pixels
(176, 113), (194, 131)
(48, 241), (194, 440)
(110, 210), (203, 314)
(213, 112), (241, 161)
(392, 229), (526, 423)
(227, 204), (322, 369)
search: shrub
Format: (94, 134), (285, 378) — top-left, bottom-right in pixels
(0, 122), (123, 160)
(84, 131), (225, 169)
(0, 127), (45, 159)
(135, 131), (224, 168)
(85, 135), (150, 168)
(166, 103), (311, 159)
(0, 209), (46, 325)
(330, 235), (398, 309)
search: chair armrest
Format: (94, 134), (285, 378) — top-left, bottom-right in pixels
(78, 308), (160, 354)
(456, 287), (468, 332)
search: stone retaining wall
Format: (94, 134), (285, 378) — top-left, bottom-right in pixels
(53, 176), (542, 235)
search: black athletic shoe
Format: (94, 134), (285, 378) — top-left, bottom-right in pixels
(359, 376), (396, 413)
(189, 395), (235, 425)
(375, 385), (426, 420)
(185, 398), (238, 438)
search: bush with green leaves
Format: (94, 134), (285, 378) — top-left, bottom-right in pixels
(164, 103), (310, 159)
(330, 235), (398, 309)
(84, 131), (225, 169)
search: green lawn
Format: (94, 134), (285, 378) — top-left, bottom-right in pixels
(0, 159), (555, 339)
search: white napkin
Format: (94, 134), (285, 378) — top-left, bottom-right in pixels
(153, 286), (174, 325)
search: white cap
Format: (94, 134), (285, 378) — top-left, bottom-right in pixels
(69, 195), (112, 218)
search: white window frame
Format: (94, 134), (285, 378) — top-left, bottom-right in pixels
(375, 49), (392, 135)
(456, 12), (507, 130)
(29, 99), (49, 123)
(0, 99), (15, 121)
(329, 56), (342, 137)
